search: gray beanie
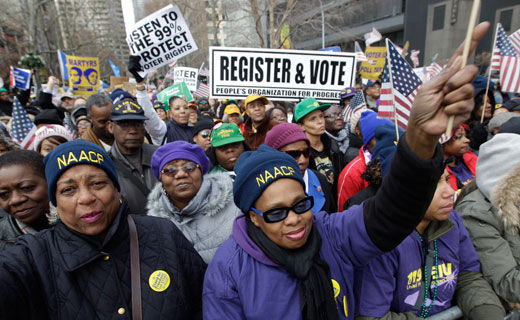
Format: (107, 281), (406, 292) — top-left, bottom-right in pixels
(476, 133), (520, 200)
(488, 112), (520, 133)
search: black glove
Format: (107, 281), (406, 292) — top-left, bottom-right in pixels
(128, 55), (144, 83)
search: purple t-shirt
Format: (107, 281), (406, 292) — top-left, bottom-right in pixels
(356, 211), (480, 317)
(449, 158), (475, 186)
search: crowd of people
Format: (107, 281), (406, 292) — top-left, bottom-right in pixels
(0, 21), (520, 319)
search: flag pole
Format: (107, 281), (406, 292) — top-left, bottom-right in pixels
(481, 23), (499, 123)
(385, 39), (400, 142)
(446, 0), (481, 136)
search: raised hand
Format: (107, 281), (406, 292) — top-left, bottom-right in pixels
(406, 22), (489, 159)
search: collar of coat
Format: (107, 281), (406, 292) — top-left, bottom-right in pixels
(491, 162), (520, 233)
(53, 202), (129, 272)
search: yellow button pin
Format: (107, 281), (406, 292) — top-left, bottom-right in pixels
(149, 270), (171, 292)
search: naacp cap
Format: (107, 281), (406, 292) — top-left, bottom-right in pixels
(111, 100), (149, 121)
(44, 140), (120, 206)
(233, 144), (305, 213)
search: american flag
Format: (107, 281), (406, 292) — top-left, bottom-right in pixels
(63, 112), (77, 139)
(378, 39), (422, 130)
(199, 66), (210, 77)
(10, 97), (37, 149)
(411, 50), (420, 68)
(427, 62), (443, 80)
(168, 60), (178, 69)
(498, 28), (520, 93)
(342, 90), (366, 124)
(355, 41), (368, 62)
(491, 24), (520, 72)
(193, 82), (210, 98)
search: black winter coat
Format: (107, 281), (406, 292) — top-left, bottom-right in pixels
(0, 202), (206, 319)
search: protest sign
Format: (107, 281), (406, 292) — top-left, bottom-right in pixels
(210, 47), (356, 103)
(108, 59), (121, 77)
(110, 76), (129, 88)
(9, 67), (31, 90)
(157, 82), (193, 110)
(66, 55), (100, 97)
(173, 67), (198, 91)
(126, 5), (198, 75)
(359, 46), (386, 80)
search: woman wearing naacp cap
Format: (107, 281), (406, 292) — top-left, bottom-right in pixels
(202, 22), (490, 319)
(147, 140), (241, 263)
(0, 140), (206, 319)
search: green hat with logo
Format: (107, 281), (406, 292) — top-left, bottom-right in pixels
(211, 123), (245, 147)
(294, 97), (331, 123)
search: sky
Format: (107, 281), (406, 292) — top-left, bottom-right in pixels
(121, 0), (136, 35)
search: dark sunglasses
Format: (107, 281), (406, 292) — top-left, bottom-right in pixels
(251, 195), (314, 223)
(199, 130), (211, 139)
(161, 162), (200, 177)
(284, 148), (311, 159)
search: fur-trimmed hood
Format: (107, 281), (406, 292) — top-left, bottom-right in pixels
(492, 162), (520, 232)
(147, 171), (235, 223)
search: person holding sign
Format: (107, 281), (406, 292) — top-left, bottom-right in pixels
(202, 22), (490, 320)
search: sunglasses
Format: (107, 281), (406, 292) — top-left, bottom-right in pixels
(199, 130), (211, 139)
(284, 148), (311, 159)
(161, 162), (200, 177)
(251, 195), (314, 223)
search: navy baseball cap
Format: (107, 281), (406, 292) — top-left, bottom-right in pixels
(111, 100), (149, 121)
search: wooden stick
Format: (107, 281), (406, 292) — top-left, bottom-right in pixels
(481, 24), (499, 123)
(446, 0), (481, 136)
(386, 39), (400, 142)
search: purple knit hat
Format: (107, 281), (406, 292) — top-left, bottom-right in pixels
(265, 122), (310, 150)
(151, 141), (210, 180)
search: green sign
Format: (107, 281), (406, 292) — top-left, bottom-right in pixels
(157, 81), (193, 110)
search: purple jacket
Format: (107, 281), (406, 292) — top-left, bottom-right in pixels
(356, 210), (480, 317)
(203, 208), (382, 320)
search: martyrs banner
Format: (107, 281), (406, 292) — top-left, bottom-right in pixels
(66, 55), (100, 97)
(9, 67), (31, 90)
(173, 67), (198, 91)
(126, 5), (198, 74)
(157, 82), (193, 110)
(359, 46), (386, 80)
(210, 47), (356, 103)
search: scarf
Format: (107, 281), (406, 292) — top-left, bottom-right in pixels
(246, 219), (339, 320)
(326, 129), (349, 154)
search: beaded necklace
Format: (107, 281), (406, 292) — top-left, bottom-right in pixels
(415, 231), (438, 318)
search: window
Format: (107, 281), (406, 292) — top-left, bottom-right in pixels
(433, 5), (445, 31)
(500, 9), (513, 32)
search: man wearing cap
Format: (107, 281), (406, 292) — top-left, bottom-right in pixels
(192, 115), (214, 151)
(153, 101), (168, 122)
(108, 99), (159, 215)
(60, 92), (77, 112)
(81, 93), (114, 151)
(339, 87), (356, 109)
(208, 123), (248, 179)
(222, 103), (244, 132)
(243, 95), (278, 151)
(364, 80), (381, 110)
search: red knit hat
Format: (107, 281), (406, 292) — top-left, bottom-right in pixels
(264, 122), (310, 150)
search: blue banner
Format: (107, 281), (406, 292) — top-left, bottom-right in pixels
(108, 59), (121, 77)
(58, 50), (69, 81)
(10, 67), (31, 90)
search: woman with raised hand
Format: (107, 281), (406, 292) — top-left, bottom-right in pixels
(147, 141), (242, 263)
(0, 140), (206, 319)
(202, 22), (490, 320)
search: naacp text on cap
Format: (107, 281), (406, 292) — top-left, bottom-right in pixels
(56, 150), (105, 170)
(255, 165), (296, 187)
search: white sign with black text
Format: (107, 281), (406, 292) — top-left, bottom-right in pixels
(173, 67), (198, 92)
(126, 5), (198, 74)
(210, 47), (356, 102)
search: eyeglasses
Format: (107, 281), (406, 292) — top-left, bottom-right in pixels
(284, 148), (311, 159)
(251, 196), (314, 223)
(199, 130), (211, 139)
(161, 162), (200, 177)
(324, 113), (342, 119)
